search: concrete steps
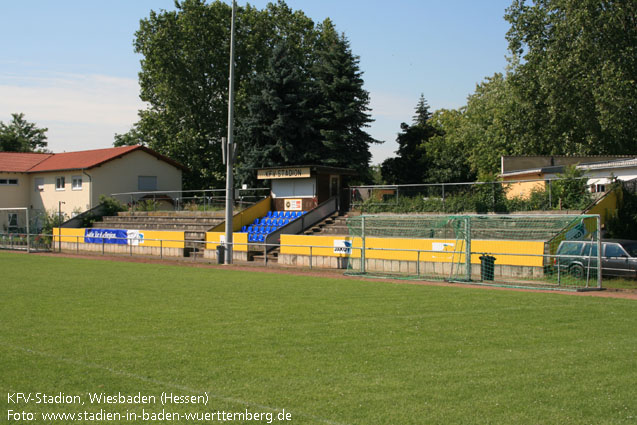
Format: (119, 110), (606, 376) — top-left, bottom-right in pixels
(303, 213), (349, 236)
(101, 217), (222, 225)
(91, 211), (225, 255)
(250, 249), (279, 264)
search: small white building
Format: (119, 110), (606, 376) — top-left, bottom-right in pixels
(0, 145), (184, 231)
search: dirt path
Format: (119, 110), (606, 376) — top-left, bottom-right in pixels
(25, 251), (637, 300)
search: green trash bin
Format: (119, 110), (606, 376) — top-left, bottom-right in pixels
(479, 255), (496, 281)
(216, 245), (225, 265)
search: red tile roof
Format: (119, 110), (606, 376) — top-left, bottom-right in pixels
(0, 145), (186, 173)
(0, 152), (53, 172)
(28, 145), (140, 172)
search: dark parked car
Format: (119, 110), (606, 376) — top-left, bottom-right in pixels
(552, 239), (637, 279)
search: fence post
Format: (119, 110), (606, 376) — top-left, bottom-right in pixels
(160, 239), (163, 259)
(361, 216), (366, 273)
(416, 250), (420, 276)
(465, 217), (472, 281)
(596, 215), (602, 288)
(309, 245), (313, 269)
(76, 235), (79, 254)
(442, 184), (445, 212)
(26, 209), (30, 254)
(264, 244), (267, 266)
(102, 239), (105, 255)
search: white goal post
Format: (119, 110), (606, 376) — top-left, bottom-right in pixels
(0, 207), (31, 253)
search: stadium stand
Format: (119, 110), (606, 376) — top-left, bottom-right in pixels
(242, 210), (307, 243)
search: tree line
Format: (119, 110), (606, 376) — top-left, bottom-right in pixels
(3, 0), (635, 192)
(382, 0), (636, 184)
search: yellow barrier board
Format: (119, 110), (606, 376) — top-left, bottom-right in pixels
(205, 232), (248, 252)
(281, 235), (544, 267)
(52, 228), (85, 243)
(53, 228), (185, 248)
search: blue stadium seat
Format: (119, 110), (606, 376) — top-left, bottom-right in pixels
(283, 218), (290, 225)
(247, 225), (253, 233)
(266, 211), (272, 218)
(241, 225), (247, 232)
(301, 210), (306, 215)
(283, 211), (290, 218)
(254, 218), (259, 225)
(248, 233), (254, 242)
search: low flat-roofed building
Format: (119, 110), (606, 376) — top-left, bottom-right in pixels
(500, 155), (637, 199)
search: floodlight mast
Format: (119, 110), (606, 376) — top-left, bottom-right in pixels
(224, 0), (237, 264)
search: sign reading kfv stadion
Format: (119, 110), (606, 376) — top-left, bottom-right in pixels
(257, 167), (311, 179)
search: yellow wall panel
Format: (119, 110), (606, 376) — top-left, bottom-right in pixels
(206, 232), (248, 252)
(54, 228), (185, 248)
(281, 234), (545, 267)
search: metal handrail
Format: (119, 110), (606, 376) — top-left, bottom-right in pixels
(264, 197), (338, 252)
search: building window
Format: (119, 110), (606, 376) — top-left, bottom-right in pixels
(72, 176), (82, 190)
(34, 177), (44, 192)
(56, 176), (65, 191)
(0, 178), (18, 185)
(138, 176), (157, 191)
(596, 184), (606, 193)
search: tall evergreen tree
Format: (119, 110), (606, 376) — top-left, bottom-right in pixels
(237, 40), (316, 186)
(312, 20), (378, 180)
(381, 95), (439, 184)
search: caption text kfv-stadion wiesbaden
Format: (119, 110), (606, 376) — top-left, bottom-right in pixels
(6, 392), (293, 423)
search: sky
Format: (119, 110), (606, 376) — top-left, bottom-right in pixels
(0, 0), (513, 165)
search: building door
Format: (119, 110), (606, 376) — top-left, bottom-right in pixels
(330, 175), (340, 198)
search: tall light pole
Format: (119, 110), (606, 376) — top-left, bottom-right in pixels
(224, 0), (237, 264)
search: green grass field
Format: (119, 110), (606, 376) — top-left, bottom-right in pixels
(1, 252), (636, 425)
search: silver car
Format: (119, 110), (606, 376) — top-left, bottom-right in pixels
(553, 239), (637, 279)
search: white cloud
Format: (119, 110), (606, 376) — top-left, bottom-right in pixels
(0, 72), (144, 152)
(0, 73), (405, 163)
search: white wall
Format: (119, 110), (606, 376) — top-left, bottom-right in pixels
(91, 150), (182, 205)
(584, 167), (637, 186)
(0, 172), (30, 231)
(28, 171), (91, 218)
